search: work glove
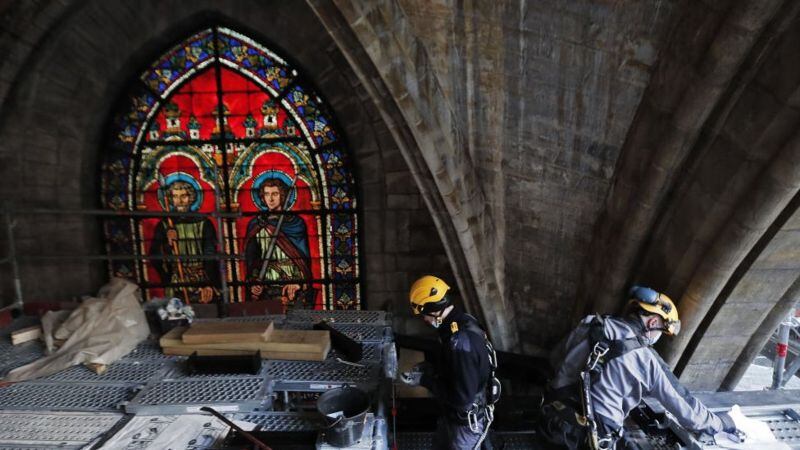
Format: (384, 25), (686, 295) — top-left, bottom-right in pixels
(399, 362), (432, 386)
(400, 370), (423, 386)
(719, 411), (746, 442)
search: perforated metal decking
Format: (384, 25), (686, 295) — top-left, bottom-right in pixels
(38, 360), (169, 384)
(266, 359), (381, 392)
(280, 321), (390, 343)
(0, 382), (133, 411)
(229, 411), (323, 431)
(286, 309), (388, 325)
(126, 376), (271, 414)
(0, 317), (45, 378)
(0, 311), (395, 449)
(0, 411), (124, 448)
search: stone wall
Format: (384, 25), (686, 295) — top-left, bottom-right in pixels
(314, 0), (678, 352)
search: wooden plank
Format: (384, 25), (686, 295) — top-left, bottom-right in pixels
(162, 346), (329, 361)
(84, 363), (108, 375)
(162, 347), (255, 357)
(160, 326), (189, 347)
(261, 329), (332, 353)
(11, 325), (42, 345)
(181, 321), (274, 344)
(161, 327), (330, 361)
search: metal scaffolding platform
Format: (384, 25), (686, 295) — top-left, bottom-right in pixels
(125, 375), (271, 415)
(0, 382), (133, 412)
(265, 359), (381, 392)
(280, 321), (391, 343)
(4, 314), (800, 449)
(286, 309), (389, 325)
(0, 311), (393, 448)
(0, 411), (124, 448)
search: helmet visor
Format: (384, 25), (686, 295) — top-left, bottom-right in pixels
(412, 296), (450, 316)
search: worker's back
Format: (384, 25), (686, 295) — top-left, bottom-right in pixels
(548, 314), (724, 435)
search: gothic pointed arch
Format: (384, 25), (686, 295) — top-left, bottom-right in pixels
(100, 26), (360, 311)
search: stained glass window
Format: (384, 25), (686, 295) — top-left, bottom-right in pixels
(100, 27), (360, 311)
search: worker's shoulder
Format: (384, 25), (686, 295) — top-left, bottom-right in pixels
(606, 344), (656, 372)
(447, 320), (483, 352)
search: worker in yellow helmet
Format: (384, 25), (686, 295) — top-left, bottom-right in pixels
(539, 286), (743, 449)
(401, 275), (500, 450)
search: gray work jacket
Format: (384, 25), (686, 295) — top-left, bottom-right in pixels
(550, 315), (724, 435)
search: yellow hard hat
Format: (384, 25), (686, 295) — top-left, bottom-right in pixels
(628, 286), (681, 336)
(409, 275), (451, 315)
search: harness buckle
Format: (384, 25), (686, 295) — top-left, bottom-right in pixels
(596, 436), (615, 450)
(586, 342), (610, 371)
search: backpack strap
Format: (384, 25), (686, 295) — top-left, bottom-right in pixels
(586, 315), (647, 371)
(461, 314), (501, 406)
(580, 316), (645, 449)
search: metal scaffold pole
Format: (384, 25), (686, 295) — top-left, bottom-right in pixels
(3, 202), (23, 310)
(772, 313), (794, 389)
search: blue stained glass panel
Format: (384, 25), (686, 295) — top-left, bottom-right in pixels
(141, 29), (215, 97)
(109, 87), (157, 153)
(104, 218), (136, 279)
(282, 85), (337, 148)
(331, 283), (359, 310)
(217, 28), (294, 95)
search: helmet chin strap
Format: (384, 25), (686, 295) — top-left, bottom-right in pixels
(644, 327), (662, 346)
(426, 307), (451, 329)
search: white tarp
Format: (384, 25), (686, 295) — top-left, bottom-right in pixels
(714, 405), (791, 450)
(96, 414), (256, 449)
(4, 278), (149, 382)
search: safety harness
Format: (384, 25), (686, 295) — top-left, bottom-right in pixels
(460, 316), (501, 450)
(579, 316), (648, 450)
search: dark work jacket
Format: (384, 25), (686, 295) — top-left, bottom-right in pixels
(424, 308), (491, 414)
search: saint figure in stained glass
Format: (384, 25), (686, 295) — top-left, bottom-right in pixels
(245, 175), (313, 312)
(148, 176), (219, 303)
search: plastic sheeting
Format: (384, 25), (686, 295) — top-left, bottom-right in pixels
(714, 405), (791, 450)
(97, 414), (256, 449)
(4, 278), (149, 382)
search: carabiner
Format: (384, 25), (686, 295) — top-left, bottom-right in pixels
(467, 409), (479, 433)
(587, 342), (610, 371)
(597, 436), (614, 450)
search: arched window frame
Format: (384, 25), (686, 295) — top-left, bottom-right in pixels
(100, 26), (361, 310)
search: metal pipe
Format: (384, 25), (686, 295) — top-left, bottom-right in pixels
(212, 165), (230, 312)
(18, 254), (244, 261)
(0, 301), (22, 314)
(772, 314), (793, 389)
(782, 352), (800, 387)
(200, 406), (271, 450)
(4, 204), (23, 307)
(8, 207), (334, 217)
(9, 208), (241, 219)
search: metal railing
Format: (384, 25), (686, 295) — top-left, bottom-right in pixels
(0, 204), (248, 309)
